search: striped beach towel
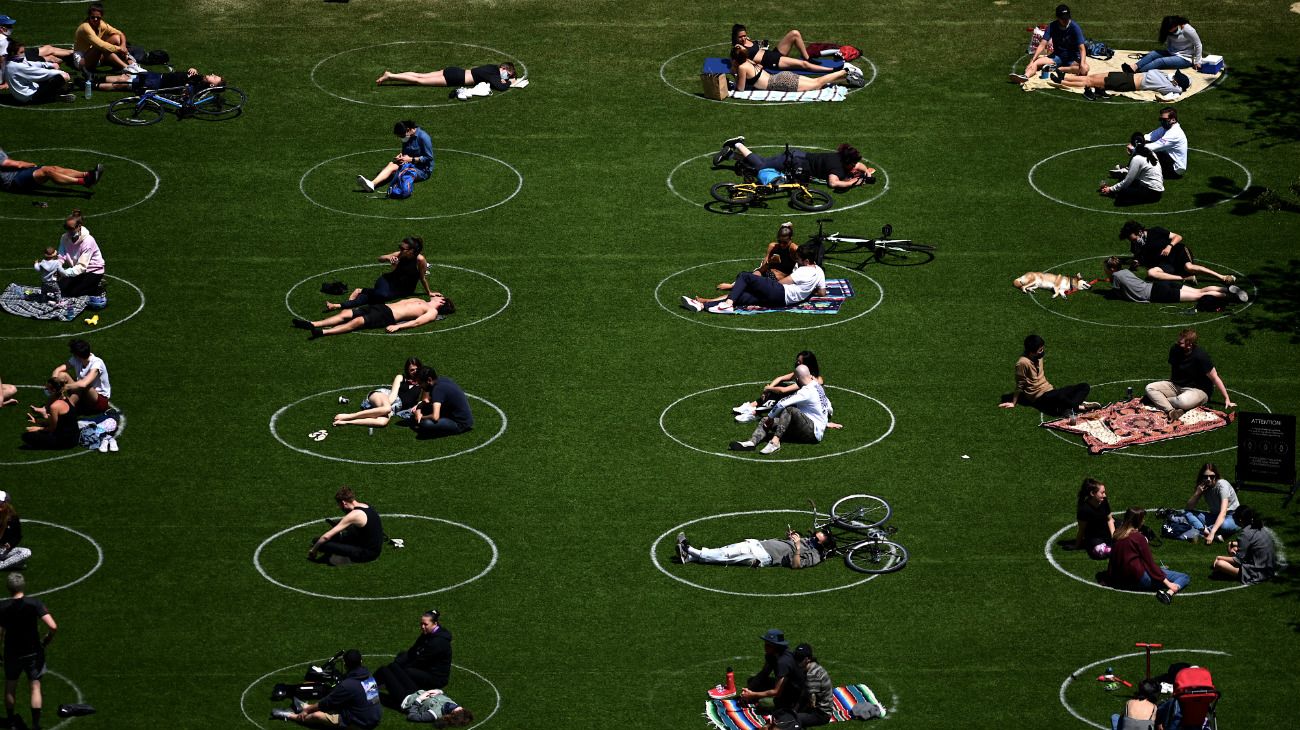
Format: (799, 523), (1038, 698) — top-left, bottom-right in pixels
(729, 87), (847, 103)
(705, 683), (886, 729)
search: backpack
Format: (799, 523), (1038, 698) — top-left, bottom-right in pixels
(387, 163), (419, 199)
(1085, 39), (1115, 60)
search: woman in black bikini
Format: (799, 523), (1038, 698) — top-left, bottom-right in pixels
(325, 237), (433, 312)
(731, 24), (824, 72)
(730, 47), (856, 92)
(376, 63), (517, 91)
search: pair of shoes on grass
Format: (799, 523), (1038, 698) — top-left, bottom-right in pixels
(712, 136), (745, 166)
(728, 440), (781, 454)
(96, 436), (119, 453)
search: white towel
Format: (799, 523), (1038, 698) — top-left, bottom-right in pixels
(729, 86), (847, 103)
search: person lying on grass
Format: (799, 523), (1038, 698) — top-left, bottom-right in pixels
(94, 67), (223, 94)
(731, 24), (825, 72)
(729, 364), (835, 455)
(324, 237), (432, 312)
(0, 149), (102, 194)
(729, 46), (863, 92)
(376, 63), (517, 91)
(713, 136), (876, 190)
(682, 242), (825, 314)
(676, 526), (836, 568)
(1104, 256), (1247, 306)
(1051, 67), (1190, 101)
(292, 295), (453, 339)
(333, 357), (423, 429)
(399, 689), (474, 726)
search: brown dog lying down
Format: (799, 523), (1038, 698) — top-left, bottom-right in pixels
(1013, 272), (1091, 298)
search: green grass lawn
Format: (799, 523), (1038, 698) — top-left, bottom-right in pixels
(1, 1), (1298, 728)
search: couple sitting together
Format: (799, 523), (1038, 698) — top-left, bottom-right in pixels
(332, 358), (474, 440)
(682, 241), (825, 315)
(1102, 221), (1246, 306)
(729, 357), (837, 455)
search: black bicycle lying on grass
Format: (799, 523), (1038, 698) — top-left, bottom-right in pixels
(107, 84), (246, 125)
(811, 494), (909, 573)
(808, 218), (937, 267)
(710, 143), (835, 212)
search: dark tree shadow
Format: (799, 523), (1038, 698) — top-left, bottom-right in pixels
(1224, 259), (1300, 345)
(1209, 58), (1300, 147)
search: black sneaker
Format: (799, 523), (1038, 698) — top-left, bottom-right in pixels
(1121, 63), (1136, 74)
(728, 441), (756, 451)
(1156, 589), (1173, 605)
(1083, 87), (1096, 101)
(85, 163), (104, 187)
(291, 318), (312, 329)
(309, 327), (324, 340)
(1094, 89), (1111, 99)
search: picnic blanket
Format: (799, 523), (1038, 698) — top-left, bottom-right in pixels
(0, 283), (87, 321)
(1019, 50), (1223, 102)
(730, 87), (847, 103)
(1042, 398), (1234, 454)
(705, 683), (886, 730)
(715, 278), (855, 315)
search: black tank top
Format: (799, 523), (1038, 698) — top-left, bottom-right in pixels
(395, 379), (421, 410)
(356, 506), (384, 554)
(381, 256), (421, 295)
(771, 244), (797, 275)
(744, 42), (783, 69)
(53, 399), (79, 446)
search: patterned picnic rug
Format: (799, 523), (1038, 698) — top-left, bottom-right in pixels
(730, 278), (855, 315)
(705, 683), (886, 729)
(1, 283), (87, 321)
(1042, 398), (1234, 454)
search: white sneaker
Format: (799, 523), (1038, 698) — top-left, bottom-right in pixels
(125, 63), (146, 74)
(1228, 285), (1248, 303)
(98, 438), (111, 453)
(680, 296), (704, 312)
(734, 413), (756, 423)
(108, 436), (119, 452)
(712, 300), (735, 313)
(732, 403), (756, 415)
(760, 441), (782, 455)
(357, 175), (375, 192)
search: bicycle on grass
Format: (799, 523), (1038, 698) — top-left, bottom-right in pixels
(107, 84), (247, 126)
(710, 144), (834, 212)
(808, 218), (937, 267)
(809, 494), (909, 574)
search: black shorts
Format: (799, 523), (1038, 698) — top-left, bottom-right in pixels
(4, 650), (46, 681)
(1151, 280), (1181, 303)
(1104, 72), (1137, 92)
(354, 304), (396, 330)
(442, 66), (467, 86)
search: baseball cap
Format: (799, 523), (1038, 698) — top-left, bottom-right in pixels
(0, 16), (17, 27)
(1055, 4), (1071, 19)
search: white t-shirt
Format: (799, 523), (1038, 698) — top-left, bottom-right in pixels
(772, 381), (832, 441)
(782, 264), (826, 305)
(1204, 479), (1240, 516)
(70, 354), (111, 398)
(1145, 122), (1188, 174)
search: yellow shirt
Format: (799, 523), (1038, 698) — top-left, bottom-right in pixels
(74, 20), (121, 54)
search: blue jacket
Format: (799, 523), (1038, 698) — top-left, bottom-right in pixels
(402, 128), (435, 175)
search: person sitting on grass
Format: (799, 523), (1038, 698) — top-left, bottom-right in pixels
(713, 137), (876, 190)
(1174, 463), (1239, 544)
(682, 243), (825, 314)
(0, 492), (32, 571)
(785, 643), (834, 729)
(731, 24), (826, 72)
(52, 338), (111, 414)
(0, 152), (102, 196)
(376, 63), (517, 91)
(1144, 327), (1234, 423)
(1103, 256), (1247, 306)
(729, 364), (834, 455)
(998, 334), (1099, 417)
(73, 3), (143, 75)
(1052, 67), (1191, 101)
(56, 210), (108, 297)
(0, 41), (73, 104)
(293, 294), (453, 339)
(1121, 221), (1234, 285)
(1111, 678), (1161, 730)
(373, 610), (453, 703)
(0, 15), (76, 87)
(333, 357), (424, 430)
(400, 689), (474, 726)
(94, 67), (223, 95)
(1100, 507), (1190, 604)
(1100, 134), (1165, 206)
(411, 367), (474, 440)
(271, 649), (381, 729)
(324, 237), (433, 312)
(732, 351), (822, 422)
(21, 375), (77, 451)
(1071, 478), (1114, 559)
(729, 47), (862, 92)
(1114, 108), (1187, 179)
(1210, 506), (1277, 585)
(308, 487), (385, 567)
(740, 630), (805, 717)
(357, 120), (434, 194)
(1125, 16), (1203, 74)
(1012, 4), (1089, 83)
(676, 526), (836, 568)
(717, 222), (799, 292)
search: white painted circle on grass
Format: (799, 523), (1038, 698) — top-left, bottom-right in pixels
(0, 149), (159, 219)
(299, 148), (523, 220)
(25, 520), (104, 598)
(1026, 256), (1254, 328)
(0, 386), (126, 465)
(269, 385), (506, 465)
(1038, 379), (1268, 459)
(311, 40), (527, 108)
(241, 656), (500, 729)
(253, 514), (498, 601)
(41, 670), (85, 730)
(1044, 518), (1249, 597)
(0, 270), (146, 340)
(656, 259), (884, 332)
(659, 43), (877, 105)
(660, 382), (895, 462)
(283, 263), (510, 336)
(667, 145), (889, 215)
(651, 510), (883, 597)
(1060, 649), (1229, 729)
(1028, 145), (1251, 215)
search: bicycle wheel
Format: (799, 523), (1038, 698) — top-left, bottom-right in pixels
(107, 96), (164, 126)
(874, 240), (937, 264)
(844, 539), (908, 574)
(711, 182), (756, 205)
(191, 86), (247, 118)
(789, 187), (833, 212)
(830, 494), (891, 530)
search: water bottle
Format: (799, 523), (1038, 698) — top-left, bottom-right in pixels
(84, 79), (93, 100)
(1069, 409), (1077, 425)
(1126, 386), (1134, 400)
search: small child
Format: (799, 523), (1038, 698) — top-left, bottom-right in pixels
(33, 247), (64, 303)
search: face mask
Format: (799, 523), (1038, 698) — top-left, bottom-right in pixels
(500, 69), (509, 82)
(1160, 118), (1174, 129)
(1172, 29), (1184, 38)
(1030, 350), (1045, 361)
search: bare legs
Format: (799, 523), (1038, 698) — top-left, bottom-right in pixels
(33, 166), (94, 186)
(325, 288), (365, 311)
(1212, 554), (1241, 579)
(0, 381), (17, 408)
(296, 310), (367, 338)
(362, 162), (400, 190)
(376, 70), (449, 86)
(798, 69), (847, 91)
(1177, 285), (1242, 303)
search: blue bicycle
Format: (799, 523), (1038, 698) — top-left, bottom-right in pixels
(106, 84), (246, 126)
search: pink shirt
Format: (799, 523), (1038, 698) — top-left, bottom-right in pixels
(58, 228), (105, 275)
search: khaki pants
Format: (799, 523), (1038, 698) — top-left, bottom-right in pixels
(1145, 381), (1207, 413)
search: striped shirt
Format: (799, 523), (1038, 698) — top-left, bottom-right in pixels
(804, 661), (835, 716)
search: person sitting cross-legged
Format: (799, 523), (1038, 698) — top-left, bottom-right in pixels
(293, 295), (453, 339)
(683, 243), (825, 314)
(729, 364), (834, 455)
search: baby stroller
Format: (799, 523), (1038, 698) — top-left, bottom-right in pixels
(1160, 666), (1219, 730)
